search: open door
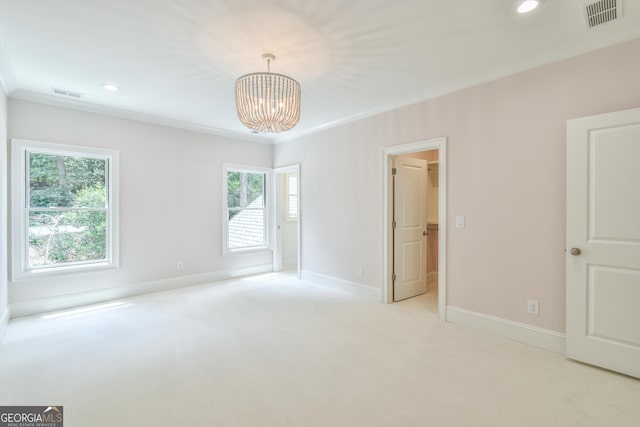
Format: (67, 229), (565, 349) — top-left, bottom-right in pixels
(393, 156), (428, 301)
(273, 165), (300, 277)
(566, 107), (640, 378)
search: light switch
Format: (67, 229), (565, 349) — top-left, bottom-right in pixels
(455, 216), (465, 228)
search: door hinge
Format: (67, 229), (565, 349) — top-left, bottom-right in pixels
(392, 274), (397, 282)
(392, 168), (397, 175)
(392, 220), (396, 229)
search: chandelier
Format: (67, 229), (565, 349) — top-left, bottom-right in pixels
(235, 53), (301, 133)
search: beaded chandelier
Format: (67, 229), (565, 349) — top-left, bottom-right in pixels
(235, 53), (301, 133)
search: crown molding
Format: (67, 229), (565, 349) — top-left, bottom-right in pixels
(9, 89), (275, 144)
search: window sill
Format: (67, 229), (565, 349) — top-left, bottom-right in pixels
(223, 247), (272, 256)
(12, 262), (118, 282)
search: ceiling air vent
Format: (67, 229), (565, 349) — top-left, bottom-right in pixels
(52, 88), (83, 99)
(584, 0), (622, 28)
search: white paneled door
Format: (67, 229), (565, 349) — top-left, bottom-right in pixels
(566, 107), (640, 379)
(393, 156), (428, 301)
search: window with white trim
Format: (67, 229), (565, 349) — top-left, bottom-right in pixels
(286, 173), (298, 220)
(223, 165), (269, 252)
(11, 139), (119, 278)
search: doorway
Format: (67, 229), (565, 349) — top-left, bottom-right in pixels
(383, 138), (447, 320)
(274, 165), (301, 278)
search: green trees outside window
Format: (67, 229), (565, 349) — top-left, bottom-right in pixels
(27, 152), (109, 268)
(227, 171), (264, 218)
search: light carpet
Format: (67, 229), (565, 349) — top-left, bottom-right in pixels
(1, 273), (639, 426)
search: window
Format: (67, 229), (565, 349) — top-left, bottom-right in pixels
(286, 173), (298, 220)
(11, 139), (119, 278)
(223, 165), (269, 253)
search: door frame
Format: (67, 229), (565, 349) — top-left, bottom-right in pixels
(273, 164), (301, 278)
(382, 137), (447, 320)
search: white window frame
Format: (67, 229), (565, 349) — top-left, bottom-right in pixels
(11, 139), (120, 280)
(222, 163), (272, 254)
(285, 172), (298, 222)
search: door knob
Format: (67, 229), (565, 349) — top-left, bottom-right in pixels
(570, 248), (581, 256)
(423, 231), (428, 236)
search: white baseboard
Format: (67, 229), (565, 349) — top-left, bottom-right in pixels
(10, 264), (273, 318)
(446, 306), (565, 354)
(0, 307), (9, 343)
(301, 270), (381, 302)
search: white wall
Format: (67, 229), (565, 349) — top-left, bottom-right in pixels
(0, 81), (8, 338)
(7, 99), (273, 314)
(274, 38), (640, 333)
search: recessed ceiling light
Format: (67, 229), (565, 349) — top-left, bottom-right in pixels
(102, 84), (120, 92)
(517, 0), (543, 14)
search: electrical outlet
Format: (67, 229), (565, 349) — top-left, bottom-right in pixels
(177, 261), (184, 271)
(527, 299), (539, 315)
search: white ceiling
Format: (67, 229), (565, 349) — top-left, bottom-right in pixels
(1, 0), (639, 143)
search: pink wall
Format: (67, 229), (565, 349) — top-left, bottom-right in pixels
(274, 38), (640, 333)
